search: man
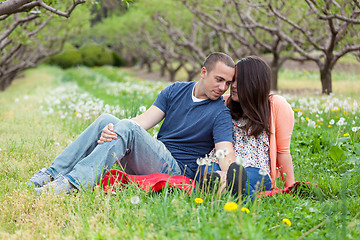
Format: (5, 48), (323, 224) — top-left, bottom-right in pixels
(27, 52), (236, 194)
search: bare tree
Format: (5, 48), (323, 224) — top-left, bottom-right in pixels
(181, 0), (301, 90)
(0, 1), (86, 91)
(268, 0), (360, 94)
(153, 14), (217, 81)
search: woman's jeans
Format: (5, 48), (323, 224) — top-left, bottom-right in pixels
(200, 163), (272, 198)
(46, 114), (182, 190)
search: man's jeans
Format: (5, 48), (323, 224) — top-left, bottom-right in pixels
(46, 114), (182, 190)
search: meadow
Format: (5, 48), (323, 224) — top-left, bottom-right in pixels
(0, 65), (359, 239)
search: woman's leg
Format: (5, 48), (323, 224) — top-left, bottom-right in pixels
(243, 167), (272, 200)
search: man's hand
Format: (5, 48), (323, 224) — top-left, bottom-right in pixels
(97, 123), (118, 144)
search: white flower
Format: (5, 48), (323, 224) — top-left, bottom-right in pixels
(308, 119), (316, 128)
(215, 149), (226, 159)
(130, 196), (140, 205)
(203, 157), (213, 166)
(297, 112), (303, 117)
(54, 142), (60, 147)
(139, 106), (146, 113)
(196, 157), (205, 166)
(259, 168), (267, 176)
(352, 127), (359, 132)
(24, 95), (29, 100)
(329, 119), (335, 125)
(14, 98), (19, 102)
(235, 156), (244, 166)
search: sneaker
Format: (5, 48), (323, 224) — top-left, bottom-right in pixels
(226, 162), (247, 198)
(26, 168), (52, 188)
(35, 174), (75, 195)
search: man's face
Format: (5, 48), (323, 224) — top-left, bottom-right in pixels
(200, 61), (235, 100)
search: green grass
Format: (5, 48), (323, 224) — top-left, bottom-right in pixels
(0, 65), (359, 239)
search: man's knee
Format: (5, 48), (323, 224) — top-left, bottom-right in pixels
(96, 113), (119, 126)
(113, 119), (139, 135)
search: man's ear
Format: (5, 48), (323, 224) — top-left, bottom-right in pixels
(200, 67), (207, 79)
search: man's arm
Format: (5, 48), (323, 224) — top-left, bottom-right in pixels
(131, 105), (165, 130)
(98, 105), (165, 144)
(215, 141), (235, 172)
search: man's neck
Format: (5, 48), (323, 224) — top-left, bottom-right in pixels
(193, 82), (207, 99)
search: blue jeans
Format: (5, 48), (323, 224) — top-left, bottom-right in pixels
(243, 167), (272, 199)
(201, 163), (271, 198)
(46, 114), (182, 190)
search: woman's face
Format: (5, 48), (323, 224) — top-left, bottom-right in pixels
(230, 78), (239, 102)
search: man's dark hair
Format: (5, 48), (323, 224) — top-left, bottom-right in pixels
(203, 52), (235, 73)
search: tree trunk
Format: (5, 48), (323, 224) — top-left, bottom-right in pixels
(270, 66), (279, 91)
(320, 67), (332, 94)
(168, 70), (176, 82)
(186, 70), (199, 82)
(146, 61), (152, 73)
(160, 62), (167, 77)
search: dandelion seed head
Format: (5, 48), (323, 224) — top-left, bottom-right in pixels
(130, 196), (140, 205)
(139, 106), (146, 113)
(259, 168), (267, 176)
(215, 149), (226, 159)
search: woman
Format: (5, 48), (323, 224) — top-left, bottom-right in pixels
(200, 56), (295, 199)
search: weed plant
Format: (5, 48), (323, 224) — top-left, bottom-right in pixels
(0, 65), (359, 239)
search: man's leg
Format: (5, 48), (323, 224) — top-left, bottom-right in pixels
(65, 119), (181, 190)
(27, 114), (120, 187)
(46, 114), (120, 178)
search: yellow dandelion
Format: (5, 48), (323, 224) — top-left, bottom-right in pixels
(74, 111), (78, 115)
(305, 117), (309, 121)
(331, 109), (335, 112)
(282, 218), (291, 226)
(294, 108), (298, 112)
(344, 133), (349, 137)
(344, 110), (347, 114)
(194, 198), (203, 204)
(316, 124), (319, 127)
(328, 125), (332, 128)
(224, 202), (238, 211)
(241, 207), (250, 214)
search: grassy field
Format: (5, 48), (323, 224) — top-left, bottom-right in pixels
(0, 65), (359, 239)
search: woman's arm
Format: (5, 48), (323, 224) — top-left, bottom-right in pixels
(277, 153), (295, 187)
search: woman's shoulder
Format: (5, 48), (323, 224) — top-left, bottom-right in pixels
(270, 95), (292, 108)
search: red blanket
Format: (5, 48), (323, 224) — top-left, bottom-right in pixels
(100, 169), (195, 194)
(100, 170), (307, 197)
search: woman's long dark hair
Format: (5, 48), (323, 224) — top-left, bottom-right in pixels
(227, 56), (271, 137)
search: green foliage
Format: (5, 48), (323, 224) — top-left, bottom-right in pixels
(48, 42), (126, 68)
(79, 42), (114, 67)
(48, 43), (83, 68)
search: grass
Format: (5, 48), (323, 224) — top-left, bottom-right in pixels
(0, 65), (359, 239)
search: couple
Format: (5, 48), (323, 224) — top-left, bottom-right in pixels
(27, 52), (295, 199)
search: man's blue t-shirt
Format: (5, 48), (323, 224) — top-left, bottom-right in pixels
(153, 81), (233, 179)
